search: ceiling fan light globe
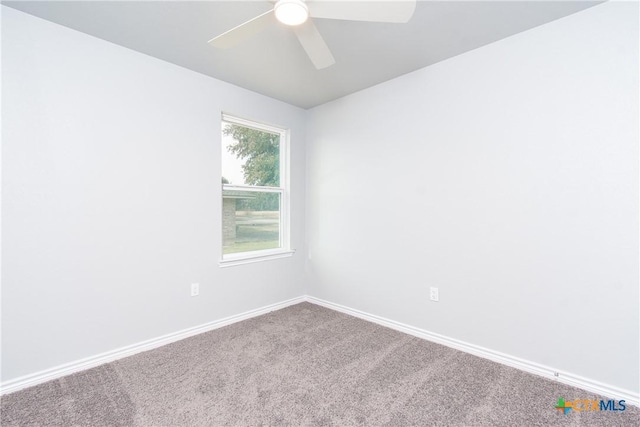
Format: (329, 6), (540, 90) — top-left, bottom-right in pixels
(274, 0), (309, 26)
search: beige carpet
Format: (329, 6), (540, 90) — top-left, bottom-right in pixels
(1, 302), (638, 426)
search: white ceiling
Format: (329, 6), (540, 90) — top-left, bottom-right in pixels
(3, 0), (600, 109)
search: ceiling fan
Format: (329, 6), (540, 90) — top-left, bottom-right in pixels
(208, 0), (417, 70)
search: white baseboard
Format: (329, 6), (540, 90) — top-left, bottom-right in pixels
(0, 296), (305, 396)
(3, 294), (637, 408)
(305, 296), (640, 407)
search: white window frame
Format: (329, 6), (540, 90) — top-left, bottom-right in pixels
(219, 113), (293, 267)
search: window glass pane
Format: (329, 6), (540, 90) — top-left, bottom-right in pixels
(222, 190), (280, 254)
(221, 123), (280, 187)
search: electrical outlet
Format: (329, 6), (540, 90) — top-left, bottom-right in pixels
(190, 283), (200, 297)
(430, 287), (439, 302)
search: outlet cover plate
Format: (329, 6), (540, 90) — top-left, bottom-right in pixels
(430, 287), (439, 302)
(191, 283), (200, 297)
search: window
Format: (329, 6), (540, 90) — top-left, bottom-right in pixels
(220, 114), (291, 265)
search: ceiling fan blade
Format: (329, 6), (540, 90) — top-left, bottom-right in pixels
(293, 20), (336, 69)
(308, 0), (416, 23)
(208, 10), (276, 48)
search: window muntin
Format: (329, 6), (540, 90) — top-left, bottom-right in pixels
(221, 115), (289, 261)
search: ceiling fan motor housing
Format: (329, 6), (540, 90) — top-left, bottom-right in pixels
(274, 0), (309, 26)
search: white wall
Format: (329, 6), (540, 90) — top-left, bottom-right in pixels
(306, 2), (639, 394)
(1, 7), (306, 382)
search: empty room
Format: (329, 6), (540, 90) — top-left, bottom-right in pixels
(1, 0), (638, 425)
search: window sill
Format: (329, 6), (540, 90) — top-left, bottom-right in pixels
(219, 249), (295, 268)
